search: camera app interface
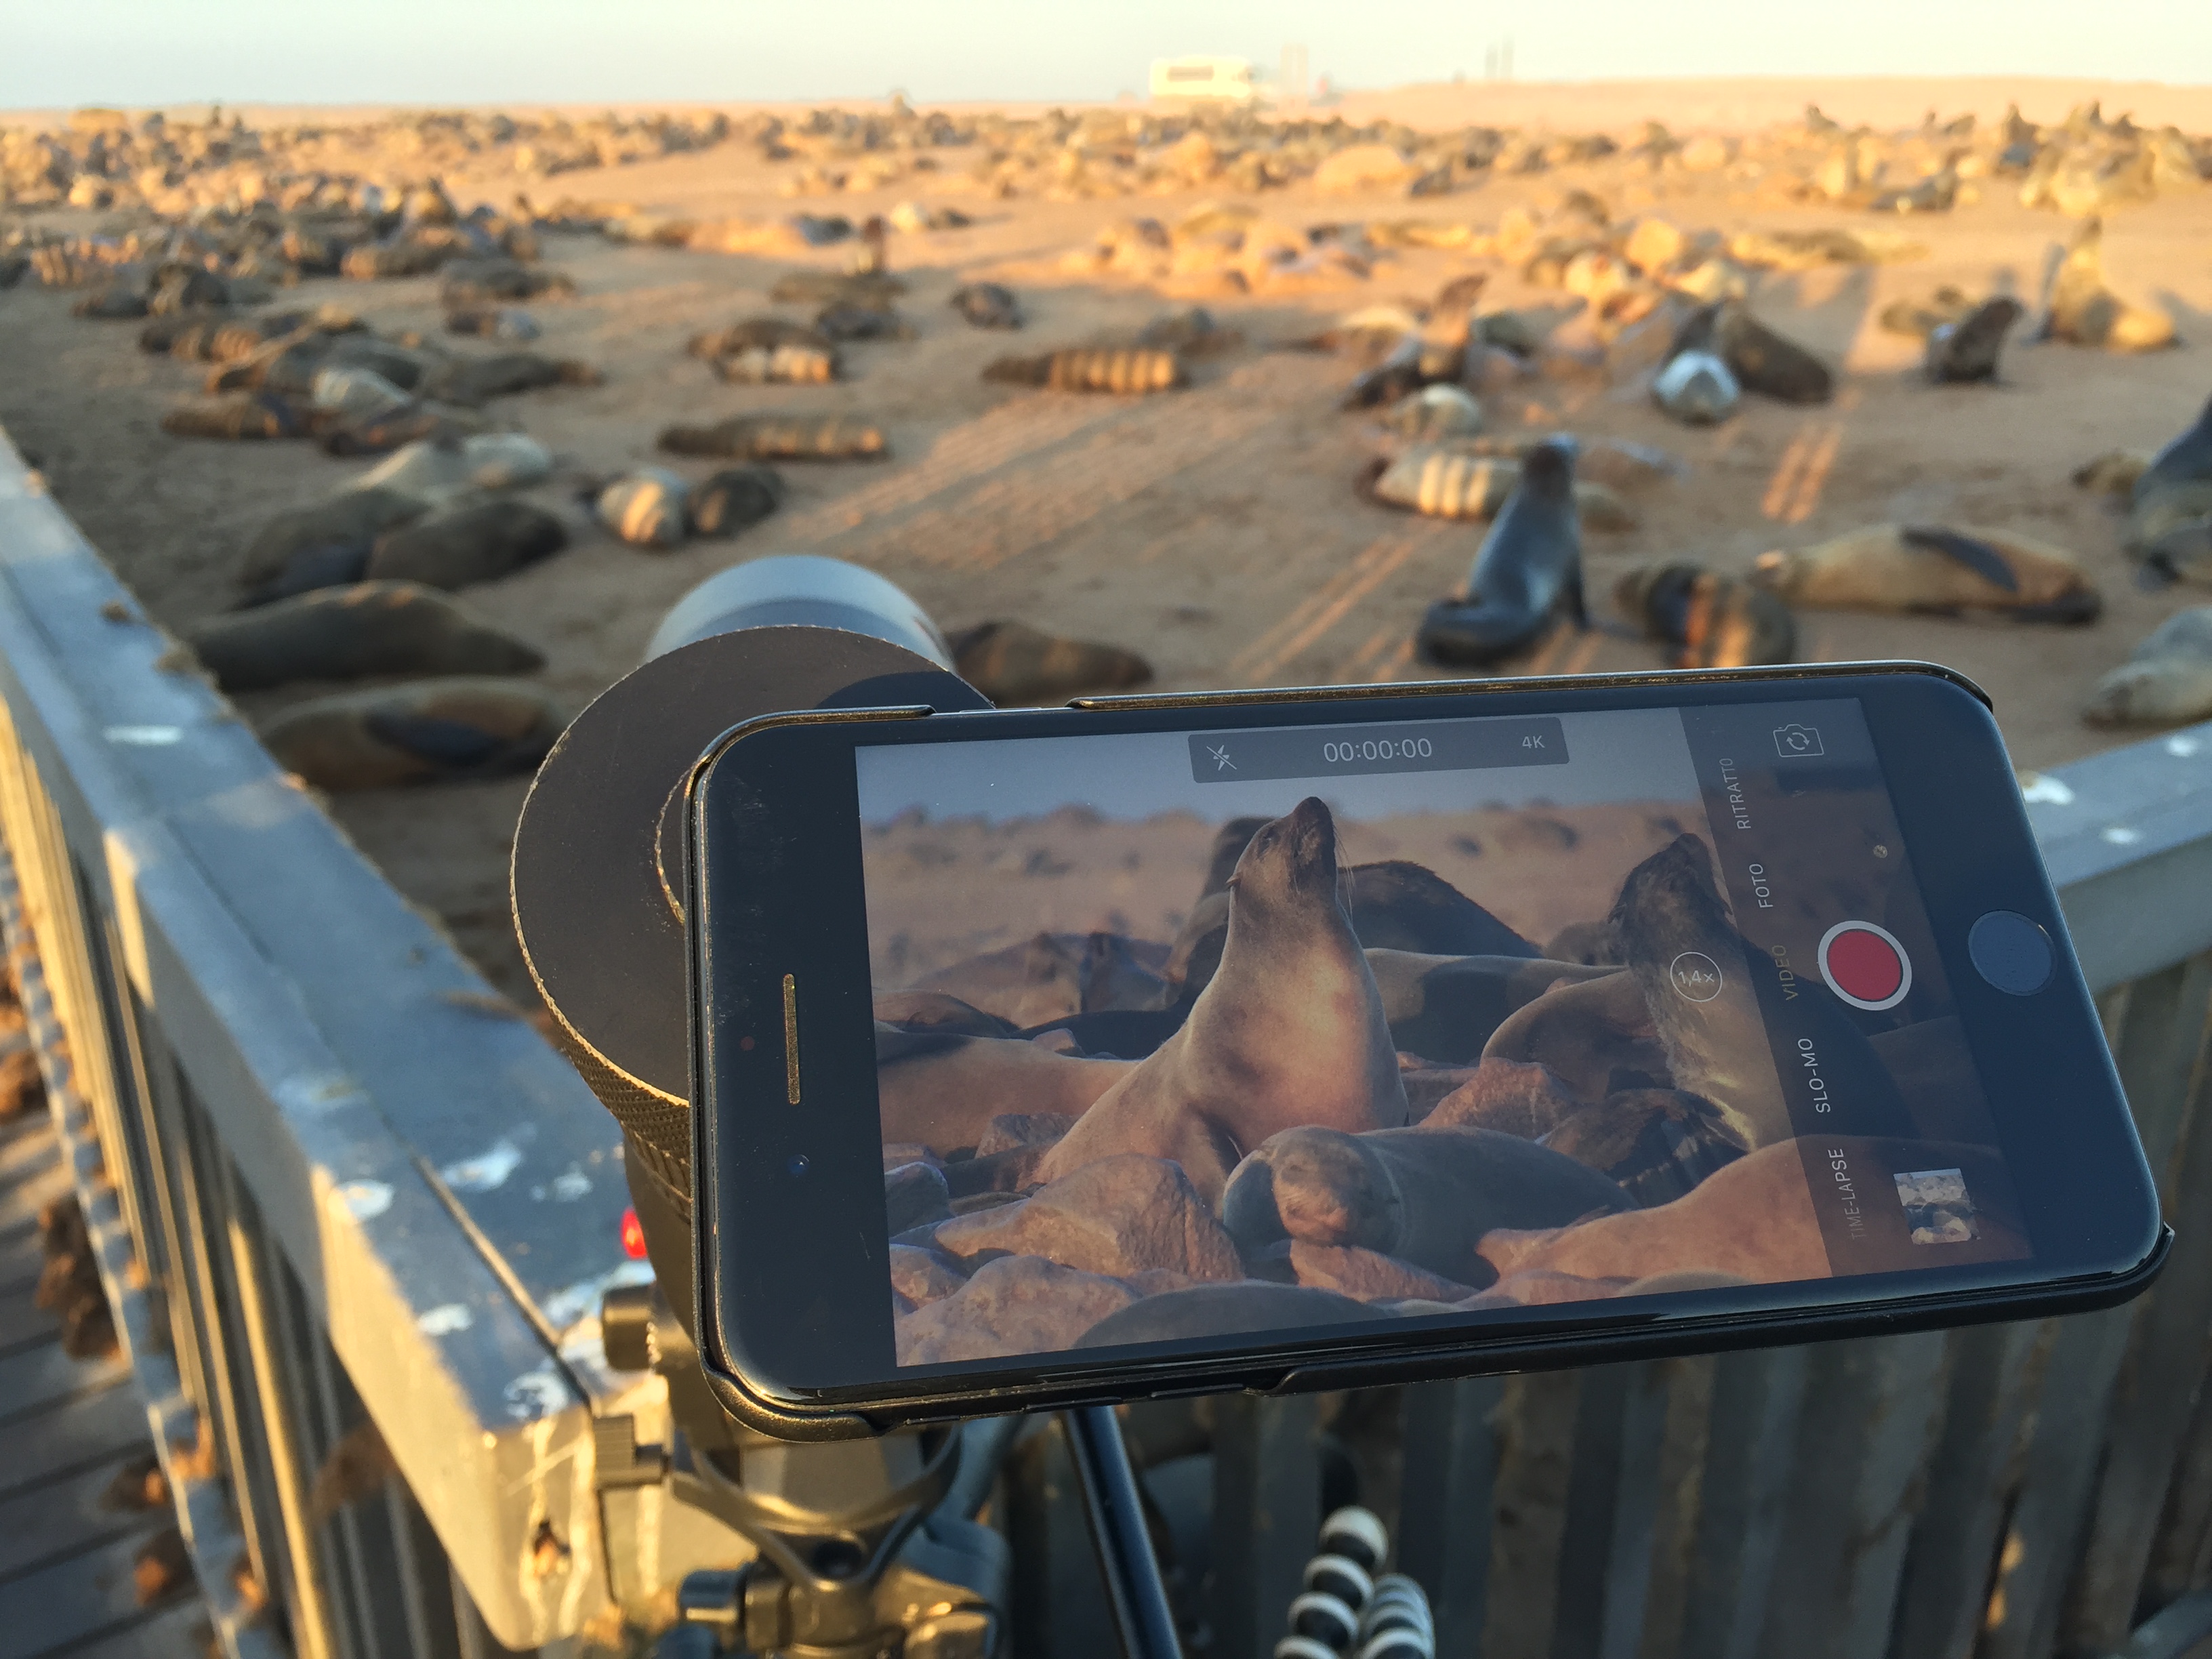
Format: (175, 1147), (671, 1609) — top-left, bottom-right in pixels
(855, 698), (2028, 1368)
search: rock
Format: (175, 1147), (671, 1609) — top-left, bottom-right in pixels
(895, 1255), (1139, 1364)
(888, 1244), (967, 1307)
(185, 581), (544, 690)
(1422, 1056), (1589, 1136)
(932, 1155), (1242, 1282)
(260, 678), (569, 790)
(1288, 1242), (1483, 1303)
(885, 1161), (954, 1235)
(597, 469), (690, 548)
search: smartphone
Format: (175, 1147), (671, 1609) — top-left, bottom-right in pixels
(686, 663), (2165, 1439)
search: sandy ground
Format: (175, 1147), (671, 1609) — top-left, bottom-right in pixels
(4, 77), (2211, 1002)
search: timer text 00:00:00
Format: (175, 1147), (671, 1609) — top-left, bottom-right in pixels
(1321, 737), (1433, 764)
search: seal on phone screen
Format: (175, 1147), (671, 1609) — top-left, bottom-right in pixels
(1416, 438), (1588, 665)
(1033, 796), (1409, 1206)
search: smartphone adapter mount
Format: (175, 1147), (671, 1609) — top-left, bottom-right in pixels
(510, 557), (1181, 1659)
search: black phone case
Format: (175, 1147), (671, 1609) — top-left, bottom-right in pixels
(687, 661), (2169, 1441)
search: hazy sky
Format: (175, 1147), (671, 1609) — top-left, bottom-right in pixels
(5, 1), (2208, 109)
(855, 708), (1700, 825)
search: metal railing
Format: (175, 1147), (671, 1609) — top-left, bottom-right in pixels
(7, 414), (2212, 1659)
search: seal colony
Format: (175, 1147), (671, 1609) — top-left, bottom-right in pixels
(878, 798), (2027, 1363)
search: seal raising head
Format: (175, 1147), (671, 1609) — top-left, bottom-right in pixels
(1034, 798), (1408, 1206)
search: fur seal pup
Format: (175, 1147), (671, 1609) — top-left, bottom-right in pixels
(1033, 798), (1410, 1206)
(1612, 834), (1914, 1149)
(688, 466), (785, 537)
(710, 342), (839, 384)
(1925, 297), (2022, 384)
(260, 677), (569, 791)
(1383, 384), (1483, 441)
(161, 394), (308, 441)
(596, 470), (691, 548)
(1616, 562), (1796, 668)
(239, 488), (434, 605)
(816, 302), (913, 342)
(947, 619), (1153, 704)
(2043, 218), (2178, 352)
(445, 306), (540, 342)
(771, 271), (907, 307)
(2083, 608), (2212, 726)
(2135, 392), (2212, 504)
(1652, 302), (1741, 425)
(1751, 523), (2100, 622)
(688, 319), (833, 358)
(426, 352), (600, 405)
(1219, 1124), (1633, 1285)
(2074, 450), (2152, 498)
(365, 500), (569, 589)
(983, 349), (1187, 393)
(1878, 287), (1973, 339)
(2125, 481), (2212, 585)
(951, 283), (1023, 329)
(1136, 308), (1242, 357)
(1714, 302), (1833, 403)
(1416, 438), (1588, 665)
(186, 582), (542, 691)
(438, 258), (573, 307)
(1367, 951), (1614, 1065)
(659, 415), (889, 462)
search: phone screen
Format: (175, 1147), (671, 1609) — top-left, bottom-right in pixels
(855, 695), (2030, 1370)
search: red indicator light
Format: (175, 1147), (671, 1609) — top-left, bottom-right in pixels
(620, 1206), (648, 1260)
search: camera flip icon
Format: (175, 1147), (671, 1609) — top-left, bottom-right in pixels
(1774, 722), (1824, 758)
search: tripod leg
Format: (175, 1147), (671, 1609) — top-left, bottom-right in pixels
(1064, 1405), (1185, 1659)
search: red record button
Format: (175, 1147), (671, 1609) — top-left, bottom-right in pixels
(1818, 921), (1912, 1010)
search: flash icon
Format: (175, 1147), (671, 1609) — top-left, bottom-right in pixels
(1208, 744), (1235, 773)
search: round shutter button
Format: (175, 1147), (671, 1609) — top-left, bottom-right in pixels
(1969, 910), (2053, 996)
(1819, 920), (1913, 1010)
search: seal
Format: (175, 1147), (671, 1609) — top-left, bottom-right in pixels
(2135, 392), (2212, 504)
(983, 349), (1187, 392)
(1615, 561), (1796, 668)
(366, 500), (571, 589)
(161, 393), (309, 442)
(2043, 217), (2177, 352)
(1366, 951), (1614, 1065)
(1714, 301), (1833, 403)
(688, 466), (785, 537)
(1218, 1123), (1634, 1286)
(1416, 438), (1588, 665)
(445, 306), (540, 342)
(239, 487), (433, 605)
(875, 1031), (1132, 1155)
(1366, 448), (1520, 520)
(259, 677), (569, 791)
(438, 258), (573, 307)
(426, 352), (600, 405)
(947, 619), (1153, 704)
(1611, 834), (1914, 1149)
(1477, 966), (1669, 1103)
(1651, 302), (1742, 425)
(1136, 307), (1242, 356)
(659, 415), (889, 462)
(1925, 296), (2023, 384)
(596, 470), (690, 548)
(1383, 384), (1483, 441)
(185, 581), (544, 691)
(2125, 481), (2212, 584)
(951, 282), (1023, 329)
(1033, 798), (1410, 1206)
(2083, 607), (2212, 726)
(1751, 523), (2100, 622)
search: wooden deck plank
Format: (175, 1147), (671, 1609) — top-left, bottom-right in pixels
(0, 1336), (130, 1420)
(0, 1378), (145, 1494)
(0, 1447), (163, 1579)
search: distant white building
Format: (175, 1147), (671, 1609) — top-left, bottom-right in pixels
(1148, 57), (1258, 104)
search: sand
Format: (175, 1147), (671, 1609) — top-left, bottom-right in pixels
(4, 77), (2210, 1003)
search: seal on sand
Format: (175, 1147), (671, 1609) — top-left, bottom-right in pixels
(1417, 438), (1587, 665)
(1751, 523), (2100, 622)
(260, 677), (569, 791)
(659, 415), (889, 462)
(2043, 217), (2178, 353)
(1715, 301), (1834, 404)
(239, 487), (432, 605)
(1218, 1123), (1633, 1286)
(1616, 562), (1796, 668)
(1925, 296), (2023, 384)
(951, 283), (1023, 329)
(689, 466), (785, 537)
(365, 500), (569, 590)
(1033, 798), (1409, 1206)
(983, 349), (1187, 393)
(2135, 392), (2212, 504)
(185, 581), (544, 691)
(2083, 608), (2212, 726)
(596, 470), (690, 548)
(947, 619), (1153, 704)
(2125, 482), (2212, 585)
(1652, 302), (1741, 425)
